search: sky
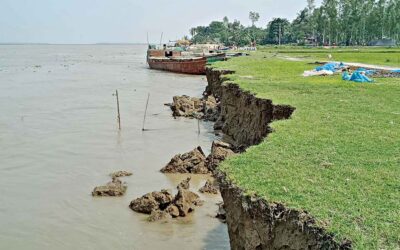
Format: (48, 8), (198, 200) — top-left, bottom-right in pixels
(0, 0), (323, 44)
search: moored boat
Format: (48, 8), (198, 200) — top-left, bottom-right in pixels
(147, 49), (207, 75)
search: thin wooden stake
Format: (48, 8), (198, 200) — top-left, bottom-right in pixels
(115, 90), (121, 130)
(197, 119), (200, 135)
(159, 32), (164, 47)
(142, 93), (150, 131)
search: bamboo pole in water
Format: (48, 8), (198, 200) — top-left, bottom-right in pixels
(142, 93), (150, 131)
(115, 90), (121, 130)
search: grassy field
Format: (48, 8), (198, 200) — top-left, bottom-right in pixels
(258, 46), (400, 67)
(213, 50), (400, 249)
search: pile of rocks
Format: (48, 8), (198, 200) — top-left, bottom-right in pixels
(168, 95), (220, 121)
(129, 177), (204, 222)
(160, 141), (237, 174)
(92, 171), (132, 197)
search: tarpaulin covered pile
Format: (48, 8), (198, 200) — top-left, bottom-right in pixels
(303, 62), (346, 77)
(342, 71), (373, 83)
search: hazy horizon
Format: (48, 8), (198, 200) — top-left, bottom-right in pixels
(1, 0), (322, 44)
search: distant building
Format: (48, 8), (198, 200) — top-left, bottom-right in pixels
(368, 38), (397, 46)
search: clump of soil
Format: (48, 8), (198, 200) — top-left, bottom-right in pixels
(129, 189), (174, 214)
(215, 202), (226, 223)
(168, 95), (220, 121)
(92, 177), (127, 197)
(206, 141), (237, 172)
(160, 141), (237, 175)
(199, 180), (219, 194)
(160, 146), (209, 174)
(110, 170), (133, 178)
(129, 178), (204, 221)
(177, 177), (191, 190)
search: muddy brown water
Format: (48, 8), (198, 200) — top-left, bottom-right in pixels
(0, 45), (229, 250)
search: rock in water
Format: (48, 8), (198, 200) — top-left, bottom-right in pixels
(129, 189), (174, 214)
(169, 95), (220, 121)
(160, 147), (208, 174)
(177, 177), (191, 190)
(92, 177), (127, 197)
(130, 186), (204, 221)
(206, 141), (236, 172)
(170, 95), (203, 118)
(110, 170), (133, 178)
(174, 187), (204, 217)
(165, 205), (180, 218)
(199, 180), (219, 194)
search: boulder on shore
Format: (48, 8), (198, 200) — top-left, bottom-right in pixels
(92, 177), (127, 197)
(199, 180), (219, 194)
(110, 170), (133, 178)
(161, 146), (209, 174)
(206, 141), (236, 172)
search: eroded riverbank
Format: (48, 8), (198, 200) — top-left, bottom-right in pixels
(205, 68), (351, 249)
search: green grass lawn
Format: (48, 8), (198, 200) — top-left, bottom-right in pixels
(213, 52), (400, 249)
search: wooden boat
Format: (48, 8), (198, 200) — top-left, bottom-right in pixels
(147, 49), (207, 75)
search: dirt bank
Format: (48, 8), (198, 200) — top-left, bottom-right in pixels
(206, 69), (294, 148)
(205, 68), (351, 249)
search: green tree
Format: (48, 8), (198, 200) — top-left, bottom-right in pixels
(265, 18), (291, 45)
(249, 11), (260, 26)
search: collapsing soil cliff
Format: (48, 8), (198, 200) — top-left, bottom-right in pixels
(205, 68), (351, 249)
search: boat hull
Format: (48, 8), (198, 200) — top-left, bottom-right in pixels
(147, 57), (207, 75)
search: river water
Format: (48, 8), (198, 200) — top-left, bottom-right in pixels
(0, 45), (229, 250)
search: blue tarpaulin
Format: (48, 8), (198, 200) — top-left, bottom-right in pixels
(391, 69), (400, 73)
(354, 68), (376, 76)
(315, 62), (345, 72)
(342, 72), (373, 83)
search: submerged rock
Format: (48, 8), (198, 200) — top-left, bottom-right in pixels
(206, 141), (236, 172)
(199, 180), (219, 194)
(177, 177), (191, 190)
(160, 146), (208, 174)
(92, 177), (127, 197)
(148, 210), (171, 222)
(110, 170), (133, 178)
(129, 189), (174, 214)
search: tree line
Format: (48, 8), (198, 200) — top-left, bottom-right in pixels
(189, 0), (400, 46)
